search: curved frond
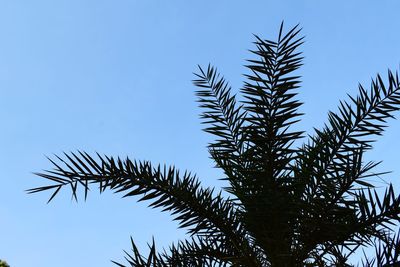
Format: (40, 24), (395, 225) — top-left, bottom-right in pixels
(27, 152), (261, 266)
(297, 70), (400, 200)
(193, 65), (249, 196)
(293, 70), (400, 256)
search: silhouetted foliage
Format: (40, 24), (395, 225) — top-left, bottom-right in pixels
(0, 260), (10, 267)
(29, 24), (400, 266)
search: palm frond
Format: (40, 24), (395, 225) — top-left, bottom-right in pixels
(360, 232), (400, 267)
(219, 25), (306, 264)
(111, 236), (233, 267)
(293, 70), (400, 256)
(165, 236), (238, 267)
(193, 65), (249, 196)
(27, 151), (261, 266)
(111, 237), (165, 267)
(354, 185), (400, 235)
(194, 65), (246, 157)
(298, 70), (400, 200)
(241, 22), (304, 182)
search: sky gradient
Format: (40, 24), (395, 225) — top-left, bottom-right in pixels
(1, 1), (400, 266)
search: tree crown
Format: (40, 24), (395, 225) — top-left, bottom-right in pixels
(29, 23), (400, 266)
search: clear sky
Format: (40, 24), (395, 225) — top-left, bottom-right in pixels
(1, 1), (400, 266)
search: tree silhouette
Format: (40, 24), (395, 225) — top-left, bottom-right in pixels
(28, 24), (400, 266)
(0, 260), (10, 267)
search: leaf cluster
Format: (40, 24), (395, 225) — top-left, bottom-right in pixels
(28, 23), (400, 266)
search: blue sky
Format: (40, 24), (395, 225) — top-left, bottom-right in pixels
(1, 1), (400, 266)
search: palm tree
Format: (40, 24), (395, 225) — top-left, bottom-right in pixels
(28, 24), (400, 266)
